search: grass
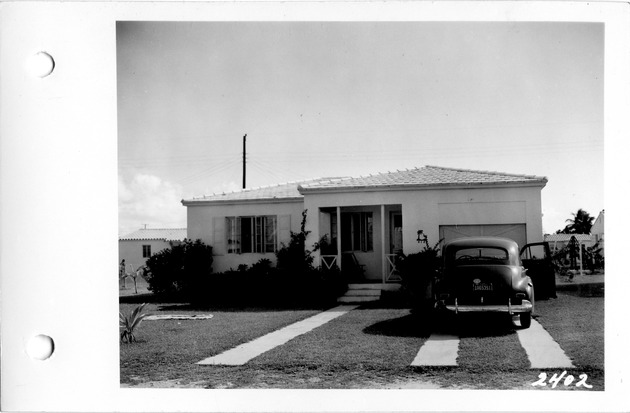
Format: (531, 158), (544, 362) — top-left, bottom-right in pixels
(251, 308), (428, 369)
(120, 286), (604, 390)
(119, 303), (323, 384)
(456, 314), (530, 371)
(535, 283), (604, 369)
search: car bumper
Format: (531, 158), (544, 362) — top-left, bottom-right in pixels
(441, 299), (532, 315)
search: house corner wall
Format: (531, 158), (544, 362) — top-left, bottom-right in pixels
(186, 200), (305, 273)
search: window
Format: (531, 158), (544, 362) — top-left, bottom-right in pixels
(226, 216), (277, 254)
(142, 245), (151, 258)
(521, 244), (546, 260)
(338, 212), (373, 252)
(452, 247), (508, 264)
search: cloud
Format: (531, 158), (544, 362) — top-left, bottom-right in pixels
(542, 207), (571, 235)
(119, 174), (186, 236)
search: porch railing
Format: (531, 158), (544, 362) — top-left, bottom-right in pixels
(384, 254), (402, 282)
(320, 255), (338, 270)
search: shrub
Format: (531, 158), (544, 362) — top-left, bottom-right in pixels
(312, 234), (336, 255)
(144, 239), (213, 298)
(584, 240), (605, 271)
(198, 212), (348, 308)
(250, 258), (273, 277)
(275, 209), (315, 275)
(397, 238), (443, 311)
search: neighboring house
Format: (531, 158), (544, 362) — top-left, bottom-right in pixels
(118, 228), (187, 272)
(182, 165), (548, 286)
(591, 209), (605, 256)
(543, 233), (594, 255)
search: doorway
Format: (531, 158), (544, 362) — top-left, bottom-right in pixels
(390, 212), (403, 254)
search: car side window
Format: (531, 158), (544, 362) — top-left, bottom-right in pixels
(521, 244), (546, 260)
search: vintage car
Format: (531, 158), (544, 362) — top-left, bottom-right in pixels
(434, 236), (538, 328)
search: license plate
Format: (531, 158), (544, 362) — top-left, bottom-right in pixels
(472, 282), (493, 291)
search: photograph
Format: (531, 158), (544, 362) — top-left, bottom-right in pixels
(117, 21), (605, 390)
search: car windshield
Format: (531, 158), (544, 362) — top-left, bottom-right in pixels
(451, 247), (509, 265)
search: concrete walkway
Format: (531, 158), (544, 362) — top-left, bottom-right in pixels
(197, 305), (358, 366)
(411, 319), (573, 368)
(411, 333), (459, 366)
(516, 319), (574, 369)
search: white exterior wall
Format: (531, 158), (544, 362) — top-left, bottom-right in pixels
(186, 200), (304, 273)
(118, 240), (172, 273)
(591, 212), (604, 257)
(303, 185), (545, 280)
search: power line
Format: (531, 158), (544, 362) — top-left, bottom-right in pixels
(249, 140), (603, 162)
(176, 158), (242, 186)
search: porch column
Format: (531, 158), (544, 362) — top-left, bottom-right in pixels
(381, 204), (386, 283)
(336, 206), (342, 272)
(579, 241), (584, 275)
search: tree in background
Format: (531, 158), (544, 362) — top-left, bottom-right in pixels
(557, 208), (595, 234)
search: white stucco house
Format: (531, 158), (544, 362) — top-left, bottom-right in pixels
(118, 228), (187, 272)
(591, 209), (605, 256)
(182, 165), (548, 285)
(543, 233), (594, 255)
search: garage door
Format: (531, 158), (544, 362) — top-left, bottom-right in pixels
(439, 224), (527, 248)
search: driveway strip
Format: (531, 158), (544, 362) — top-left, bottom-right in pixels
(410, 333), (459, 366)
(516, 319), (574, 368)
(197, 305), (359, 366)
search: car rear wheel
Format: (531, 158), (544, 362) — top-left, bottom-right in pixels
(520, 312), (531, 329)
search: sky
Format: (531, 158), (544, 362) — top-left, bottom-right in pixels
(117, 22), (604, 237)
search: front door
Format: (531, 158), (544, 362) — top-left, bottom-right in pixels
(390, 212), (403, 254)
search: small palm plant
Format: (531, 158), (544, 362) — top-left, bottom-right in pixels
(119, 303), (148, 343)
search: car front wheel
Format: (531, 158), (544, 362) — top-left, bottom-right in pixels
(520, 312), (532, 329)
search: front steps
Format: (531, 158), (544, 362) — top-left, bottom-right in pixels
(337, 283), (401, 303)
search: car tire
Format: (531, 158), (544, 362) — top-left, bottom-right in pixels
(520, 312), (532, 329)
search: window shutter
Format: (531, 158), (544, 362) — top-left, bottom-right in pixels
(278, 215), (291, 247)
(213, 217), (225, 255)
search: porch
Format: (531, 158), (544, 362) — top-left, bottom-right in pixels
(316, 204), (404, 284)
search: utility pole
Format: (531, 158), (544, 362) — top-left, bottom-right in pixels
(242, 134), (247, 189)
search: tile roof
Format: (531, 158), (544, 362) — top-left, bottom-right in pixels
(544, 233), (593, 242)
(298, 165), (547, 192)
(119, 228), (187, 242)
(182, 166), (547, 204)
(182, 178), (347, 204)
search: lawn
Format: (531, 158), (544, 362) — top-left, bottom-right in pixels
(535, 283), (605, 369)
(251, 308), (428, 369)
(529, 282), (605, 390)
(120, 285), (604, 390)
(119, 303), (323, 385)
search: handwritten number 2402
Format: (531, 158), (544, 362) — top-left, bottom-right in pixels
(532, 371), (592, 389)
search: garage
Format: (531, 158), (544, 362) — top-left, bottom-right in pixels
(439, 224), (527, 248)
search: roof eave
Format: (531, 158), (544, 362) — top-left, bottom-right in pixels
(298, 180), (548, 194)
(120, 237), (186, 241)
(182, 196), (304, 207)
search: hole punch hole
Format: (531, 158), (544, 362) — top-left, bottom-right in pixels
(27, 334), (55, 360)
(27, 52), (55, 78)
